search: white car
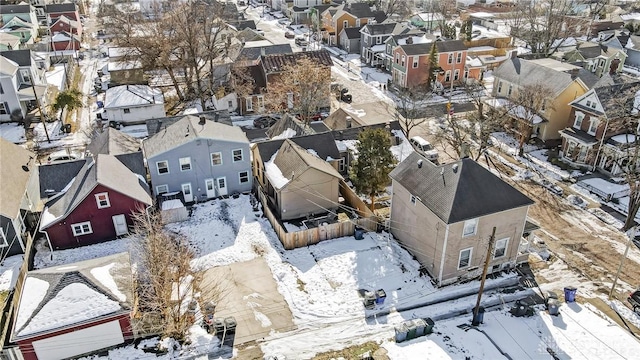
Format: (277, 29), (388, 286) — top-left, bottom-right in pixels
(47, 149), (82, 164)
(409, 136), (439, 162)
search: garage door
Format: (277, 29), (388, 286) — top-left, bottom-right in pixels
(32, 320), (124, 360)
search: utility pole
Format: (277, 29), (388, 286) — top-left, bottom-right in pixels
(609, 226), (636, 300)
(472, 226), (496, 326)
(31, 80), (51, 143)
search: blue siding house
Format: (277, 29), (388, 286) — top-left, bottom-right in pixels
(143, 115), (252, 202)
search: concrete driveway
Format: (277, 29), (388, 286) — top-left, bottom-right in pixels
(202, 258), (295, 345)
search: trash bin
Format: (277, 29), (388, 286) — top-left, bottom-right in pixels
(472, 306), (485, 325)
(375, 289), (386, 304)
(424, 317), (435, 334)
(63, 124), (72, 133)
(548, 299), (560, 316)
(394, 323), (408, 343)
(363, 290), (376, 309)
(405, 320), (417, 340)
(354, 226), (364, 240)
(212, 317), (225, 335)
(96, 100), (104, 108)
(413, 318), (427, 337)
(224, 317), (237, 333)
(564, 286), (577, 303)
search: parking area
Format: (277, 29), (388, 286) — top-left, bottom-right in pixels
(201, 257), (295, 345)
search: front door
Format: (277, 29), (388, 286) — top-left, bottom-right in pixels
(216, 177), (227, 196)
(205, 179), (216, 198)
(182, 183), (193, 203)
(112, 214), (128, 236)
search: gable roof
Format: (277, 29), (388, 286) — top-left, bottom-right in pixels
(45, 3), (77, 13)
(1, 16), (34, 31)
(322, 108), (365, 130)
(390, 153), (533, 224)
(436, 40), (467, 53)
(260, 49), (333, 74)
(399, 42), (433, 56)
(255, 132), (340, 164)
(0, 5), (31, 15)
(40, 155), (152, 230)
(38, 159), (86, 200)
(342, 26), (362, 39)
(273, 139), (343, 188)
(266, 113), (314, 139)
(104, 85), (164, 109)
(0, 54), (19, 76)
(144, 110), (232, 136)
(13, 252), (132, 340)
(0, 49), (33, 67)
(0, 138), (36, 218)
(143, 115), (249, 158)
(238, 43), (293, 62)
(493, 57), (585, 97)
(580, 81), (640, 119)
(86, 128), (141, 157)
(344, 3), (374, 18)
(362, 22), (398, 35)
(228, 19), (256, 30)
(50, 15), (80, 29)
(0, 32), (21, 46)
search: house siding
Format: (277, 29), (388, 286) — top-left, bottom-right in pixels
(278, 169), (340, 221)
(17, 313), (131, 360)
(147, 139), (253, 200)
(105, 103), (165, 124)
(390, 179), (529, 286)
(0, 215), (22, 257)
(44, 184), (148, 249)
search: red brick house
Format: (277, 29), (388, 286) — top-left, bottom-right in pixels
(391, 40), (469, 89)
(40, 154), (151, 249)
(12, 253), (133, 360)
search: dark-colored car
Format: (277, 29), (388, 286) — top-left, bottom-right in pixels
(295, 37), (308, 46)
(284, 31), (295, 39)
(629, 289), (640, 314)
(340, 88), (352, 103)
(253, 116), (278, 129)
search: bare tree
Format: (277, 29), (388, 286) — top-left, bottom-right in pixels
(266, 56), (332, 123)
(393, 86), (433, 140)
(508, 0), (586, 58)
(131, 210), (225, 342)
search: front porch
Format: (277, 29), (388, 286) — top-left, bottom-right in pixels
(559, 128), (599, 169)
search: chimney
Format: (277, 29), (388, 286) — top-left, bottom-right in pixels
(417, 159), (423, 169)
(569, 67), (580, 80)
(199, 116), (206, 125)
(338, 130), (344, 140)
(510, 50), (518, 59)
(406, 36), (413, 44)
(261, 47), (266, 57)
(452, 163), (459, 173)
(346, 116), (352, 128)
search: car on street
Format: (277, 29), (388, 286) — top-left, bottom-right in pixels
(253, 116), (278, 129)
(629, 288), (640, 314)
(339, 88), (352, 103)
(284, 31), (295, 39)
(295, 37), (308, 46)
(278, 19), (291, 26)
(409, 136), (439, 162)
(534, 178), (564, 196)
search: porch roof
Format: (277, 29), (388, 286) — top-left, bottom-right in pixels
(560, 128), (599, 145)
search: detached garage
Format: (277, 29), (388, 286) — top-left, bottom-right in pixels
(11, 253), (133, 360)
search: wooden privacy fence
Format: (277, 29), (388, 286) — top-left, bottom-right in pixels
(257, 184), (379, 250)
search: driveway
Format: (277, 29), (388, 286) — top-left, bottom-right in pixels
(202, 257), (295, 345)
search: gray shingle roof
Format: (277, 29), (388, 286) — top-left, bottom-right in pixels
(143, 115), (249, 158)
(260, 49), (333, 74)
(86, 128), (141, 157)
(238, 44), (293, 61)
(362, 22), (397, 35)
(45, 3), (77, 13)
(592, 81), (640, 119)
(342, 26), (362, 39)
(0, 5), (31, 15)
(0, 138), (36, 218)
(345, 3), (374, 18)
(274, 139), (343, 186)
(0, 49), (32, 67)
(390, 153), (533, 224)
(322, 108), (365, 130)
(435, 40), (467, 53)
(493, 58), (581, 97)
(13, 252), (132, 340)
(145, 110), (231, 136)
(256, 132), (340, 163)
(38, 159), (86, 200)
(266, 113), (313, 139)
(399, 42), (433, 56)
(41, 155), (152, 229)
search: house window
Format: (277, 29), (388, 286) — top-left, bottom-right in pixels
(343, 20), (348, 28)
(211, 152), (222, 165)
(356, 19), (361, 27)
(387, 44), (391, 53)
(494, 237), (509, 258)
(20, 69), (32, 84)
(463, 218), (478, 237)
(591, 101), (596, 109)
(457, 52), (463, 63)
(338, 157), (345, 172)
(179, 157), (191, 171)
(239, 171), (249, 183)
(156, 184), (169, 194)
(246, 97), (253, 111)
(458, 247), (473, 269)
(410, 195), (420, 205)
(448, 53), (454, 64)
(123, 108), (131, 114)
(507, 84), (513, 96)
(156, 160), (169, 174)
(574, 112), (584, 128)
(232, 149), (243, 162)
(395, 53), (399, 64)
(95, 192), (110, 209)
(257, 95), (264, 111)
(586, 100), (591, 107)
(0, 102), (8, 115)
(445, 71), (451, 82)
(71, 221), (93, 236)
(588, 119), (598, 135)
(228, 100), (233, 109)
(364, 36), (368, 45)
(454, 69), (460, 81)
(376, 36), (382, 44)
(412, 57), (419, 68)
(464, 69), (469, 79)
(401, 55), (405, 66)
(497, 81), (502, 93)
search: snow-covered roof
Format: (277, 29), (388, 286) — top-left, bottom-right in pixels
(469, 12), (495, 19)
(104, 84), (164, 109)
(13, 252), (132, 340)
(265, 152), (289, 189)
(485, 98), (546, 124)
(370, 44), (386, 52)
(162, 199), (184, 210)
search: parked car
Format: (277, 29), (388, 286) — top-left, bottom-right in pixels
(278, 19), (291, 26)
(535, 178), (564, 196)
(339, 88), (352, 103)
(253, 116), (278, 129)
(295, 37), (308, 46)
(628, 288), (640, 314)
(47, 149), (82, 164)
(409, 136), (439, 162)
(284, 31), (295, 39)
